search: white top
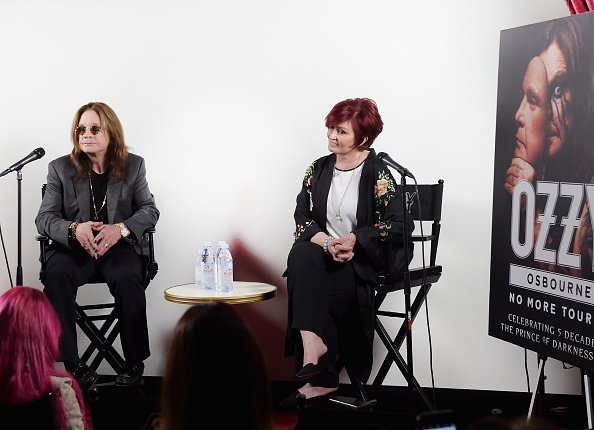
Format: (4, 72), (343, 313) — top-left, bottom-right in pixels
(326, 162), (364, 238)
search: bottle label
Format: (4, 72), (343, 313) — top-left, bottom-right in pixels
(220, 268), (233, 292)
(201, 263), (216, 290)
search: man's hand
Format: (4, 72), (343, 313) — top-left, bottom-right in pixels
(92, 223), (122, 258)
(505, 157), (537, 195)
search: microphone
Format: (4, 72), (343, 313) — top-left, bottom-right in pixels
(0, 147), (46, 178)
(377, 152), (414, 179)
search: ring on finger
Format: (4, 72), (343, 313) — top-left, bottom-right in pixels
(105, 242), (109, 248)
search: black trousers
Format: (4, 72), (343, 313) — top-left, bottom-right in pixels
(287, 241), (367, 388)
(43, 242), (149, 364)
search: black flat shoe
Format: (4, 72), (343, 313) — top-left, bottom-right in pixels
(278, 391), (306, 411)
(115, 361), (144, 386)
(306, 394), (332, 407)
(65, 361), (98, 387)
(295, 362), (326, 381)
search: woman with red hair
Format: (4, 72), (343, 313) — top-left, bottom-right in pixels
(282, 98), (413, 405)
(0, 286), (90, 429)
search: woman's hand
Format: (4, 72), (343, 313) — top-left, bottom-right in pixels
(92, 223), (122, 258)
(328, 233), (356, 263)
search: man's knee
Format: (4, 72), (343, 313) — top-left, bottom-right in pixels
(105, 269), (143, 289)
(44, 261), (83, 289)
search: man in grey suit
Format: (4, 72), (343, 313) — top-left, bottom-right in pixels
(36, 102), (159, 387)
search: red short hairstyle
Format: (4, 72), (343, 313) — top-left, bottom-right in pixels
(325, 98), (384, 149)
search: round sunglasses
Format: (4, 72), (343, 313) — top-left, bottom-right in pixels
(75, 125), (103, 136)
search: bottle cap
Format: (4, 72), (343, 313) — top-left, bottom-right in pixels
(204, 241), (212, 247)
(221, 243), (229, 249)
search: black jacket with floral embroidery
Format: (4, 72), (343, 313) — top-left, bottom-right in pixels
(287, 149), (413, 383)
(293, 149), (413, 284)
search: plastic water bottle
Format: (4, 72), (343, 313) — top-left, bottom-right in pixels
(215, 240), (227, 284)
(194, 250), (201, 288)
(200, 242), (216, 290)
(216, 242), (233, 293)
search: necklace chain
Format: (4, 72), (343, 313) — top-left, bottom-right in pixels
(331, 152), (362, 221)
(331, 168), (356, 221)
(88, 172), (107, 221)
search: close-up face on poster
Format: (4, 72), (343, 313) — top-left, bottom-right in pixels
(490, 12), (594, 372)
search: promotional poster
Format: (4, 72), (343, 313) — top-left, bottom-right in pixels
(489, 12), (594, 372)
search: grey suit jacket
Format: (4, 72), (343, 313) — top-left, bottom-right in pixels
(35, 153), (159, 257)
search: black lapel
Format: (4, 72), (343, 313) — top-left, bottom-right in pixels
(311, 154), (334, 225)
(356, 149), (377, 229)
(74, 175), (91, 222)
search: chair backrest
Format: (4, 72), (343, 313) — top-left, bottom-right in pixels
(379, 179), (444, 290)
(0, 392), (59, 430)
(404, 180), (444, 223)
(404, 179), (444, 267)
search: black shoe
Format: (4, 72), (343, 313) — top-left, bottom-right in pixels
(295, 362), (327, 381)
(305, 394), (332, 408)
(279, 391), (332, 411)
(278, 391), (306, 411)
(115, 361), (144, 386)
(65, 361), (98, 387)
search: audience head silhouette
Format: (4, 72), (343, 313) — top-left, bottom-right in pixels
(0, 286), (88, 428)
(160, 301), (273, 430)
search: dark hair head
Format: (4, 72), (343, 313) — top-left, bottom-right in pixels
(540, 19), (594, 182)
(325, 98), (384, 149)
(160, 302), (273, 430)
(543, 19), (585, 84)
(70, 101), (129, 182)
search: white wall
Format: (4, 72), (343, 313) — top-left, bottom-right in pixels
(0, 0), (579, 394)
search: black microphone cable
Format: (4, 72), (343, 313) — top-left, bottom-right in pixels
(381, 153), (437, 407)
(0, 221), (14, 287)
(409, 175), (437, 409)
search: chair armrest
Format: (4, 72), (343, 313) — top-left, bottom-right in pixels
(143, 228), (158, 283)
(411, 234), (435, 242)
(377, 265), (442, 293)
(37, 234), (51, 283)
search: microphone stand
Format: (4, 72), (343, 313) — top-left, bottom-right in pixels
(399, 172), (414, 389)
(0, 149), (45, 286)
(379, 152), (415, 388)
(16, 169), (23, 286)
